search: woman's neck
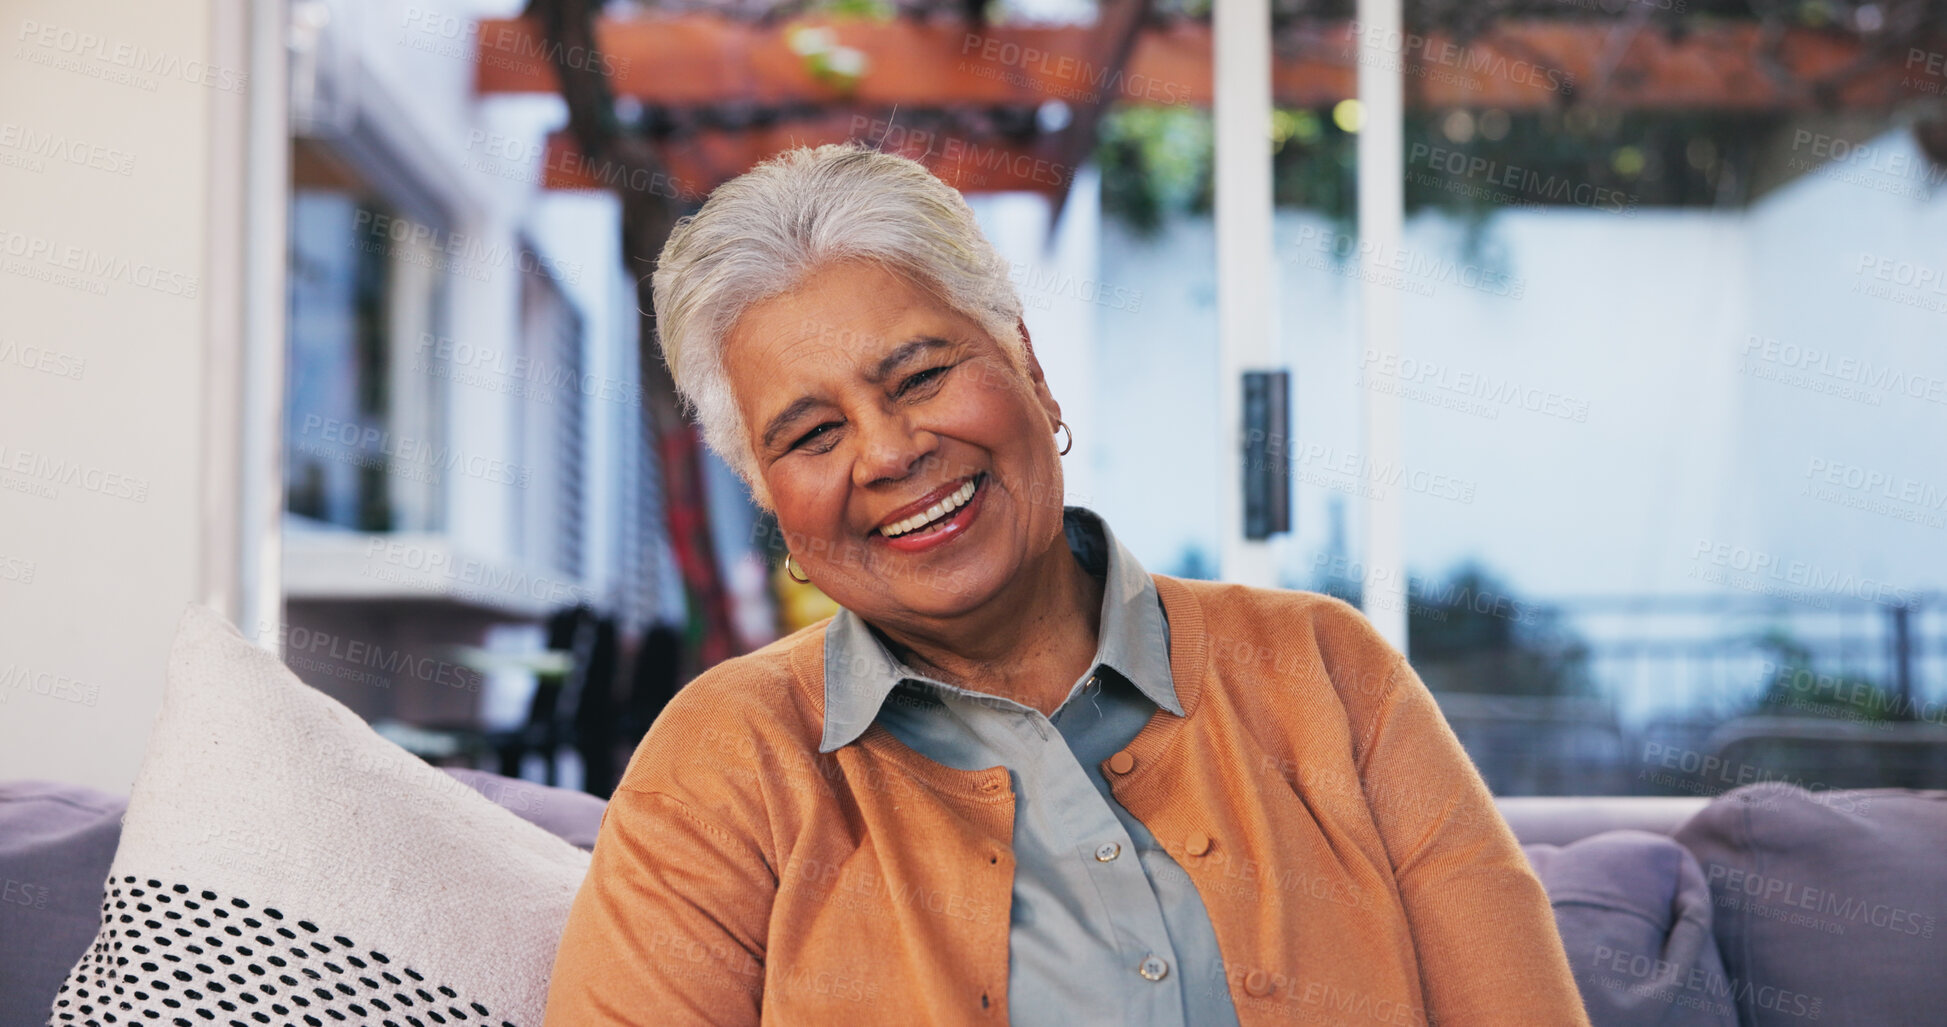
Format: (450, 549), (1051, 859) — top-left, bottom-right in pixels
(870, 528), (1105, 717)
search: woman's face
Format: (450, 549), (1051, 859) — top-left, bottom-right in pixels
(722, 258), (1066, 625)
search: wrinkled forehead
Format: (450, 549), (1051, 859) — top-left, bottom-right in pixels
(723, 268), (974, 381)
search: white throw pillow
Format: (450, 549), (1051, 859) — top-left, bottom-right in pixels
(47, 603), (591, 1027)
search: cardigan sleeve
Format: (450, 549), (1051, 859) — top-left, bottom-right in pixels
(1354, 652), (1593, 1026)
(542, 787), (774, 1026)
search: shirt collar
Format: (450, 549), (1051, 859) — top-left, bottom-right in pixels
(819, 505), (1179, 754)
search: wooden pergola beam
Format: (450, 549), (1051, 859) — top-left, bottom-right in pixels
(536, 118), (1074, 197)
(475, 16), (1942, 111)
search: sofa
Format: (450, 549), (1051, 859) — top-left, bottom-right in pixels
(5, 606), (1941, 1026)
(7, 771), (1941, 1027)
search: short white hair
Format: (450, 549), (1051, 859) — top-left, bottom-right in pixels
(650, 143), (1028, 508)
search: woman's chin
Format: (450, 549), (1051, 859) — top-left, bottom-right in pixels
(842, 543), (1015, 622)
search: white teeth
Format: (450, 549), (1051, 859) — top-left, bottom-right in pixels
(881, 478), (979, 538)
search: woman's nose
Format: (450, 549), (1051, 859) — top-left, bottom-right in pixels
(852, 412), (937, 487)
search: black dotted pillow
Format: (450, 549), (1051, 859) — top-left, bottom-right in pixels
(46, 606), (589, 1027)
(50, 876), (517, 1027)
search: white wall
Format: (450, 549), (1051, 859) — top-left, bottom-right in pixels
(1095, 144), (1945, 605)
(0, 0), (251, 792)
(969, 171), (1105, 510)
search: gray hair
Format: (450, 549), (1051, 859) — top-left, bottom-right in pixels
(650, 143), (1028, 508)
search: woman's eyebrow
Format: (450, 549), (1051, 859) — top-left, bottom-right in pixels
(863, 336), (956, 385)
(760, 395), (823, 453)
(760, 337), (958, 452)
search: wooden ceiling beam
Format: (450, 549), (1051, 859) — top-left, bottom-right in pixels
(536, 118), (1072, 197)
(473, 16), (1942, 111)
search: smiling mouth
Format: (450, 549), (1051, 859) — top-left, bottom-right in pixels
(877, 472), (986, 539)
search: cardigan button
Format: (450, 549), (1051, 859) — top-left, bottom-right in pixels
(1184, 832), (1212, 857)
(1244, 969), (1272, 996)
(1107, 751), (1135, 775)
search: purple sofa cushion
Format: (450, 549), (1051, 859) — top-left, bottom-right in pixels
(440, 767), (608, 851)
(1673, 782), (1947, 1026)
(0, 780), (125, 1027)
(1525, 829), (1738, 1027)
(0, 769), (607, 1027)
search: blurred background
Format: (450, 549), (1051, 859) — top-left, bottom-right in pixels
(3, 0), (1944, 801)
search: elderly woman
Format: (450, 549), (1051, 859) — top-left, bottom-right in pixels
(543, 144), (1588, 1026)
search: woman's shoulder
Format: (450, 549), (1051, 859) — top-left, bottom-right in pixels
(1160, 575), (1395, 651)
(1160, 575), (1408, 705)
(613, 618), (833, 794)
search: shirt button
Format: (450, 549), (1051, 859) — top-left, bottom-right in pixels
(1138, 955), (1169, 981)
(1094, 842), (1121, 862)
(1245, 969), (1273, 997)
(1107, 750), (1136, 775)
(1185, 832), (1212, 857)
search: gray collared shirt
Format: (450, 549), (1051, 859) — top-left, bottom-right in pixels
(822, 506), (1242, 1026)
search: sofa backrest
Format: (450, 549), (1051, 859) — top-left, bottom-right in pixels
(1496, 796), (1711, 846)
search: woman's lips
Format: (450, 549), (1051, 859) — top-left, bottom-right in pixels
(872, 473), (979, 533)
(876, 473), (987, 554)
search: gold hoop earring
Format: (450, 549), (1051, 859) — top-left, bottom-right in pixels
(1055, 420), (1073, 456)
(785, 553), (811, 584)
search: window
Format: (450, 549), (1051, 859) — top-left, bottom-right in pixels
(285, 138), (449, 533)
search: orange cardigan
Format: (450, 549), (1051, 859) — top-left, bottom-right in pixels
(543, 576), (1591, 1026)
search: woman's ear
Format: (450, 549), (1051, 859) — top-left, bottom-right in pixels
(1014, 318), (1062, 425)
(1017, 318), (1046, 383)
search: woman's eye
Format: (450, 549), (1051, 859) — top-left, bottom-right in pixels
(898, 365), (951, 396)
(793, 422), (840, 451)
